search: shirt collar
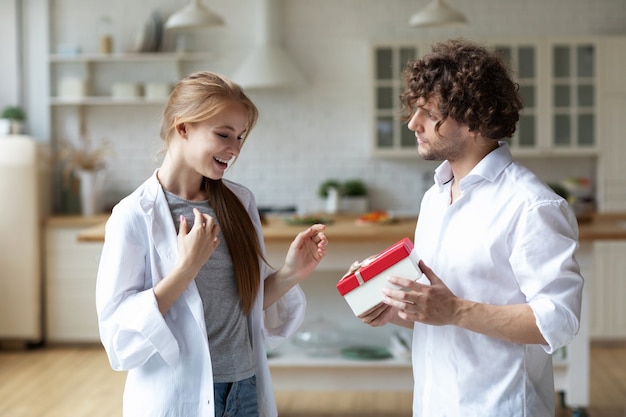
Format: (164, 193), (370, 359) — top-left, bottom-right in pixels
(433, 141), (513, 190)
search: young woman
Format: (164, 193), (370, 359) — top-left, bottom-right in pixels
(96, 71), (327, 417)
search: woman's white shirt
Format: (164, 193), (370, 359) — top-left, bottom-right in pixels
(96, 171), (306, 417)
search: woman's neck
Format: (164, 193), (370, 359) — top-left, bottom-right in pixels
(158, 152), (206, 201)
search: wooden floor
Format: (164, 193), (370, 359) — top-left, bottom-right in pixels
(0, 344), (624, 417)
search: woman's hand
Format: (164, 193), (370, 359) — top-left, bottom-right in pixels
(176, 208), (221, 278)
(282, 224), (328, 282)
(154, 208), (220, 315)
(263, 224), (328, 309)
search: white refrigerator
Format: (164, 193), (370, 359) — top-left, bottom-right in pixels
(0, 135), (49, 344)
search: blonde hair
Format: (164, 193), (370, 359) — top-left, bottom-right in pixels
(161, 71), (258, 145)
(160, 71), (263, 315)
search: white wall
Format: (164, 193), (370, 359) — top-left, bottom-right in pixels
(17, 0), (626, 213)
(0, 1), (19, 109)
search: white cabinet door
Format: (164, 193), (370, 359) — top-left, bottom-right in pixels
(45, 225), (102, 342)
(597, 37), (626, 211)
(590, 241), (626, 339)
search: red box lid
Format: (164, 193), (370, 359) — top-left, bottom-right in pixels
(336, 237), (414, 296)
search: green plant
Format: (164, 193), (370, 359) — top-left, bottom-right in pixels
(318, 179), (368, 198)
(342, 179), (367, 197)
(318, 179), (341, 198)
(1, 106), (26, 121)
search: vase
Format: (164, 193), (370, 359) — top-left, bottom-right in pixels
(325, 187), (339, 214)
(9, 120), (24, 134)
(0, 119), (10, 135)
(76, 169), (105, 216)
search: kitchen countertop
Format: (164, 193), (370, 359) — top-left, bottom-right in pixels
(47, 214), (110, 228)
(73, 215), (418, 243)
(69, 212), (626, 243)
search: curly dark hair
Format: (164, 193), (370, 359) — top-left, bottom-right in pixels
(400, 39), (522, 140)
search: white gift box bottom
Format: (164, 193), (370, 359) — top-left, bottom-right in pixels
(336, 238), (422, 316)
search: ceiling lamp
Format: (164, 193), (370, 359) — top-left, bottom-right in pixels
(165, 0), (224, 30)
(232, 0), (305, 89)
(409, 0), (468, 28)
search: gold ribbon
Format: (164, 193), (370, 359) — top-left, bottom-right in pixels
(342, 254), (379, 284)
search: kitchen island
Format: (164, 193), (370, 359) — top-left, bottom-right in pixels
(45, 212), (626, 408)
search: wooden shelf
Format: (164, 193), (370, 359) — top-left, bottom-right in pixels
(49, 52), (215, 63)
(50, 97), (167, 106)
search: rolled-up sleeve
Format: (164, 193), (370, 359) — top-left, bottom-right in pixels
(511, 201), (584, 354)
(263, 284), (306, 349)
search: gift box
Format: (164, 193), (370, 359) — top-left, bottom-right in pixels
(336, 237), (422, 316)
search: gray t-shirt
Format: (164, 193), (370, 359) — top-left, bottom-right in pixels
(164, 189), (255, 383)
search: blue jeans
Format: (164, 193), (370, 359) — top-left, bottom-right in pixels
(213, 375), (259, 417)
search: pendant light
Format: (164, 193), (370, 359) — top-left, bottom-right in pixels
(409, 0), (468, 28)
(232, 0), (305, 89)
(165, 0), (224, 30)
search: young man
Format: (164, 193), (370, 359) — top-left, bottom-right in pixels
(361, 39), (584, 417)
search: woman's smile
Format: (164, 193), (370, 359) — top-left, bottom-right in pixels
(214, 156), (231, 170)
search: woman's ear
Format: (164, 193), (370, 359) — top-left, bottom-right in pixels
(175, 122), (187, 138)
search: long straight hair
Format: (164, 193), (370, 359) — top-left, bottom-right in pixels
(161, 71), (262, 315)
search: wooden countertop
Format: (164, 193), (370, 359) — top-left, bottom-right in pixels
(578, 212), (626, 241)
(72, 212), (626, 243)
(46, 214), (110, 228)
(73, 215), (418, 243)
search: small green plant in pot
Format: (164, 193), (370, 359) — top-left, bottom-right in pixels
(342, 179), (367, 197)
(1, 106), (26, 135)
(341, 179), (368, 214)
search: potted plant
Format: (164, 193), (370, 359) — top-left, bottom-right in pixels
(318, 179), (341, 214)
(318, 179), (341, 199)
(0, 106), (26, 135)
(318, 179), (369, 214)
(340, 179), (368, 214)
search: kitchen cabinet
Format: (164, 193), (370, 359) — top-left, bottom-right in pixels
(575, 214), (626, 340)
(590, 240), (626, 339)
(371, 44), (419, 157)
(371, 37), (626, 159)
(492, 42), (541, 153)
(44, 216), (105, 343)
(554, 242), (591, 409)
(597, 37), (626, 212)
(496, 39), (597, 156)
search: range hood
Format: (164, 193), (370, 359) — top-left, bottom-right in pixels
(232, 0), (305, 89)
